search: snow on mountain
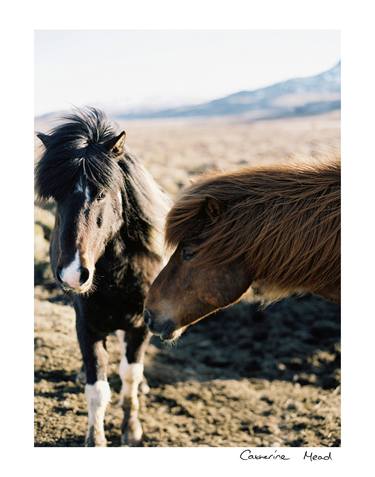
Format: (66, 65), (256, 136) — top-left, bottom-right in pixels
(115, 62), (340, 121)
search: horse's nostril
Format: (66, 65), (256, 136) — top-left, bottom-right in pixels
(56, 266), (63, 283)
(143, 309), (154, 327)
(80, 267), (90, 285)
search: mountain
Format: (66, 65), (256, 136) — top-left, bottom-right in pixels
(116, 62), (340, 121)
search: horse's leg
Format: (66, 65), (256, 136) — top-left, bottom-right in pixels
(116, 330), (150, 397)
(75, 364), (86, 385)
(76, 315), (111, 447)
(118, 324), (150, 446)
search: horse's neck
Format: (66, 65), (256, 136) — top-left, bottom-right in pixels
(96, 232), (128, 272)
(120, 156), (170, 256)
(98, 175), (168, 272)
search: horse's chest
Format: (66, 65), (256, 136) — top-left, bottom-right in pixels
(77, 293), (144, 333)
(78, 247), (160, 331)
(97, 271), (145, 305)
(76, 270), (146, 331)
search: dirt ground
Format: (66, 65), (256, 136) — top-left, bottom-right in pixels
(34, 113), (340, 447)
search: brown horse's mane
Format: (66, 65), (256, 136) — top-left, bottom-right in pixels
(166, 157), (340, 299)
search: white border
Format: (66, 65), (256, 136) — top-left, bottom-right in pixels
(1, 0), (374, 475)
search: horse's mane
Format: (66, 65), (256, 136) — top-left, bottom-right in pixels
(35, 108), (125, 201)
(166, 158), (340, 295)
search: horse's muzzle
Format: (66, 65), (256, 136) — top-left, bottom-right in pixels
(56, 264), (93, 294)
(143, 309), (177, 341)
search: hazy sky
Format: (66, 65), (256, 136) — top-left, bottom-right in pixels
(35, 30), (340, 116)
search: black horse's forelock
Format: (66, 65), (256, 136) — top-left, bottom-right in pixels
(35, 108), (123, 201)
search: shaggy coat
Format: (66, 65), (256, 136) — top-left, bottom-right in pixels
(35, 108), (170, 446)
(165, 160), (340, 302)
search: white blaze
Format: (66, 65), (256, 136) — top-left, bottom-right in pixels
(75, 180), (90, 202)
(75, 180), (83, 193)
(85, 186), (90, 202)
(60, 250), (81, 288)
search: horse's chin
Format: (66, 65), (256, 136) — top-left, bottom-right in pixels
(61, 281), (94, 296)
(160, 326), (186, 344)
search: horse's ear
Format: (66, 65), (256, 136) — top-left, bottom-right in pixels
(204, 196), (221, 221)
(104, 131), (126, 156)
(36, 132), (51, 148)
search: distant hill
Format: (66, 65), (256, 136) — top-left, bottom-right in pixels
(116, 62), (340, 121)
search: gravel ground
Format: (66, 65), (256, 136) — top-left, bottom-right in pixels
(34, 289), (340, 447)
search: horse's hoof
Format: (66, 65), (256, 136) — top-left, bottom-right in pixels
(140, 380), (150, 395)
(121, 418), (143, 446)
(85, 427), (107, 447)
(121, 433), (143, 447)
(85, 436), (107, 447)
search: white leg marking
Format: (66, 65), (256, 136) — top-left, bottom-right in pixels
(116, 330), (127, 405)
(61, 250), (81, 288)
(85, 380), (111, 445)
(120, 362), (144, 428)
(119, 362), (144, 443)
(119, 361), (144, 402)
(117, 331), (145, 443)
(118, 352), (128, 406)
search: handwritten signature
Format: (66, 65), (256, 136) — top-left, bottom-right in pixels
(240, 450), (333, 462)
(240, 450), (290, 461)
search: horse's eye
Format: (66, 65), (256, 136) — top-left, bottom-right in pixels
(96, 191), (105, 201)
(182, 247), (195, 261)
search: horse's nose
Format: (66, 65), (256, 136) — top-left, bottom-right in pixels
(80, 267), (90, 285)
(56, 261), (91, 290)
(143, 308), (154, 328)
(143, 309), (176, 339)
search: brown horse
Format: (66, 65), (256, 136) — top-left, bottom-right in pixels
(144, 159), (340, 341)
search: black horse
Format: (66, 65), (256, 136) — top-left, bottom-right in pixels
(35, 108), (170, 446)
